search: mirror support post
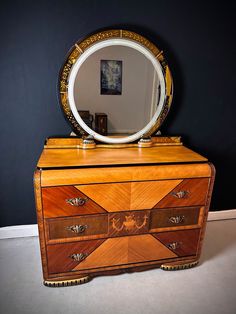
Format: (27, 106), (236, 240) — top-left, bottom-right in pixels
(138, 137), (153, 148)
(82, 135), (96, 149)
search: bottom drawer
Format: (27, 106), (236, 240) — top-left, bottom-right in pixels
(153, 229), (200, 257)
(47, 229), (200, 275)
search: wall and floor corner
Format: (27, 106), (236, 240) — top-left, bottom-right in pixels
(0, 1), (235, 228)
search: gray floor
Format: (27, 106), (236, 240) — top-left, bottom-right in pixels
(0, 220), (236, 314)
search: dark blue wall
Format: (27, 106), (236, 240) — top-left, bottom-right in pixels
(0, 0), (235, 227)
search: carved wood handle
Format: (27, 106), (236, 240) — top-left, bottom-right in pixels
(66, 225), (87, 234)
(70, 253), (88, 262)
(167, 242), (182, 250)
(171, 190), (189, 199)
(168, 215), (185, 224)
(66, 197), (88, 206)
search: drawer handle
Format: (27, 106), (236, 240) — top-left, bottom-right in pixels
(171, 190), (189, 199)
(167, 242), (182, 250)
(66, 224), (87, 234)
(70, 253), (88, 262)
(66, 197), (88, 206)
(169, 215), (185, 224)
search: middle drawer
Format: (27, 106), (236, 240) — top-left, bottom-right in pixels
(46, 214), (108, 242)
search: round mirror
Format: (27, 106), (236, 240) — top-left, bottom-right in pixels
(59, 29), (173, 144)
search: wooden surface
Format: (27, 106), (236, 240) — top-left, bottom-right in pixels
(41, 163), (212, 187)
(47, 214), (108, 240)
(47, 239), (105, 274)
(153, 229), (200, 257)
(37, 145), (207, 169)
(77, 180), (182, 212)
(154, 178), (210, 208)
(34, 141), (215, 285)
(42, 186), (106, 218)
(150, 207), (200, 229)
(72, 235), (177, 271)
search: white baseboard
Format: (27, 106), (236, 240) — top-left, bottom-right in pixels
(0, 224), (38, 240)
(0, 210), (235, 240)
(207, 209), (236, 221)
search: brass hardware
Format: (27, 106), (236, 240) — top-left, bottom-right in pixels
(171, 190), (189, 199)
(66, 224), (87, 234)
(66, 197), (88, 206)
(168, 215), (185, 224)
(70, 253), (88, 262)
(167, 242), (181, 250)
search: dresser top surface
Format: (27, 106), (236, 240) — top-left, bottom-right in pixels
(37, 145), (207, 169)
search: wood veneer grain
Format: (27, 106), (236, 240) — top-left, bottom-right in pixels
(42, 186), (106, 218)
(154, 178), (210, 208)
(41, 163), (212, 187)
(153, 229), (200, 257)
(38, 146), (207, 169)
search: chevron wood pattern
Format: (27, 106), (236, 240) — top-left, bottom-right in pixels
(76, 180), (182, 212)
(154, 178), (210, 208)
(47, 239), (105, 274)
(42, 186), (106, 218)
(153, 229), (200, 257)
(73, 235), (177, 271)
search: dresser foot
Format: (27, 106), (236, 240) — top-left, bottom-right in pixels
(161, 260), (199, 271)
(43, 276), (91, 287)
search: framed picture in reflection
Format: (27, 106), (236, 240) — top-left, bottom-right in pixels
(100, 60), (122, 95)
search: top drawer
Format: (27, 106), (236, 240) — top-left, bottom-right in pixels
(42, 178), (209, 218)
(153, 178), (210, 209)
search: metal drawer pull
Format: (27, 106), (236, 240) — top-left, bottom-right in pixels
(169, 215), (185, 224)
(171, 190), (189, 199)
(66, 224), (87, 234)
(167, 242), (182, 250)
(66, 197), (88, 206)
(70, 253), (88, 262)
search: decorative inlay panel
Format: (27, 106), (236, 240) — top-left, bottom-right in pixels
(109, 211), (150, 237)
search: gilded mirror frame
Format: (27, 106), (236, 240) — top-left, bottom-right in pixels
(59, 29), (173, 144)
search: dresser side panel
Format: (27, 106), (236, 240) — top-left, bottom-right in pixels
(34, 170), (49, 280)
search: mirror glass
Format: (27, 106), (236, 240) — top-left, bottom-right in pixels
(73, 45), (160, 135)
(60, 30), (173, 144)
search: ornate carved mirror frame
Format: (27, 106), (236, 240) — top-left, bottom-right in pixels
(59, 29), (173, 147)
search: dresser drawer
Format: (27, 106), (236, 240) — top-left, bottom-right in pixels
(153, 229), (201, 257)
(154, 178), (210, 208)
(75, 180), (183, 211)
(47, 239), (106, 274)
(42, 178), (209, 217)
(47, 234), (178, 274)
(45, 214), (108, 242)
(150, 207), (202, 231)
(42, 186), (106, 218)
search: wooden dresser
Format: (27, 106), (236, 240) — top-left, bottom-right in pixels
(34, 138), (215, 287)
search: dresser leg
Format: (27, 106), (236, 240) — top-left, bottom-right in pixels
(161, 259), (199, 271)
(43, 275), (91, 287)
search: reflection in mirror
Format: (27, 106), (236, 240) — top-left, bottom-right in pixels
(74, 45), (160, 135)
